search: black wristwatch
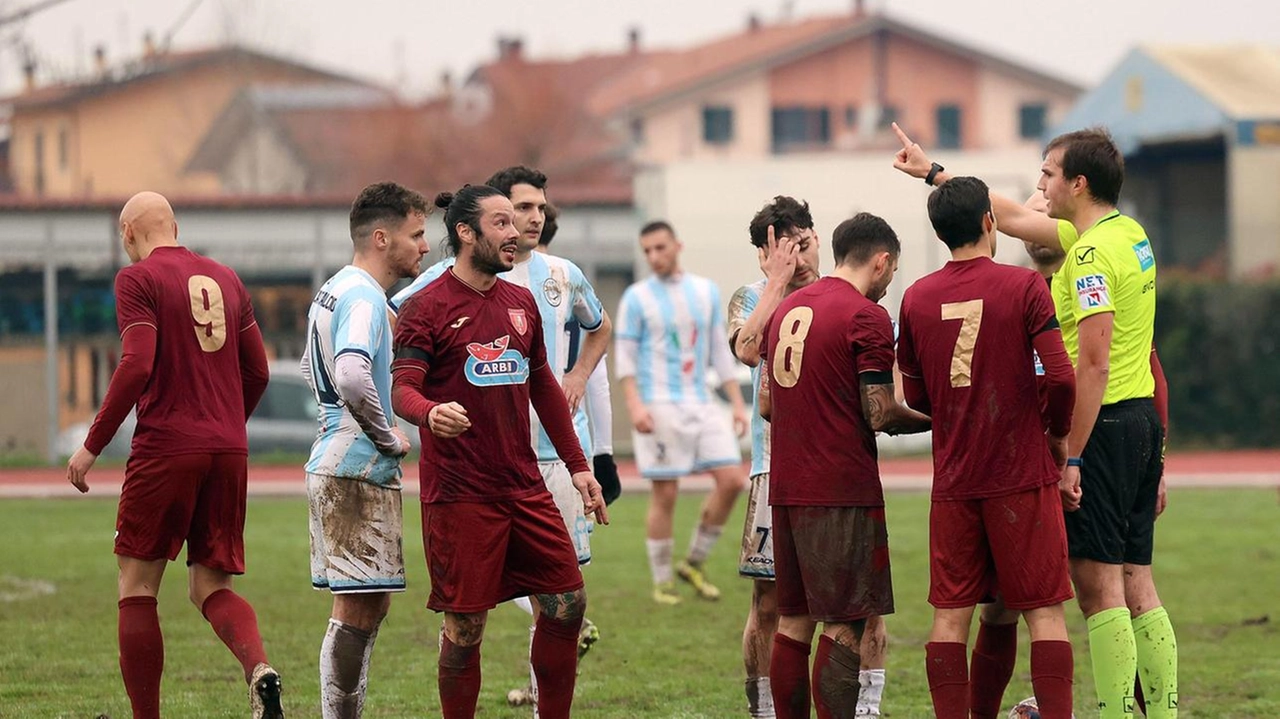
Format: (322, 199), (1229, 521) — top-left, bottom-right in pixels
(925, 162), (944, 186)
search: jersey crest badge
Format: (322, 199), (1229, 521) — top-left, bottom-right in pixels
(509, 308), (528, 335)
(542, 277), (563, 307)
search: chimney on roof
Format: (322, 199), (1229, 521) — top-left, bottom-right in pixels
(628, 26), (641, 54)
(853, 0), (867, 16)
(440, 70), (453, 97)
(143, 31), (157, 59)
(747, 13), (762, 32)
(21, 58), (36, 92)
(497, 35), (524, 62)
(93, 45), (108, 76)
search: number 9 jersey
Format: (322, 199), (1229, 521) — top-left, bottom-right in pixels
(761, 276), (896, 507)
(111, 246), (259, 457)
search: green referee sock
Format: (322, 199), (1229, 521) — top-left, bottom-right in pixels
(1133, 606), (1179, 717)
(1086, 607), (1137, 718)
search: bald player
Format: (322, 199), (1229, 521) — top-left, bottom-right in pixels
(67, 192), (284, 719)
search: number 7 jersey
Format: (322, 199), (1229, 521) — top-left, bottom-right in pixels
(896, 257), (1061, 500)
(111, 246), (258, 457)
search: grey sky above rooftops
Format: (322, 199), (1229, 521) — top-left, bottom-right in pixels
(3, 0), (1278, 98)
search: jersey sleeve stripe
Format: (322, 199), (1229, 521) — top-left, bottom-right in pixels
(119, 321), (158, 337)
(335, 347), (372, 362)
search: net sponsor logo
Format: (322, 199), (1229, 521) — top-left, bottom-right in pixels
(1075, 274), (1111, 310)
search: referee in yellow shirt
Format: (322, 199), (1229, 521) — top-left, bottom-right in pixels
(893, 125), (1177, 719)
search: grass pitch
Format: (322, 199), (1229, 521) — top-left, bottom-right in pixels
(0, 488), (1277, 718)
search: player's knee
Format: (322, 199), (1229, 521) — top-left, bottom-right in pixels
(334, 593), (391, 632)
(650, 481), (678, 510)
(443, 612), (488, 648)
(716, 468), (747, 495)
(752, 582), (779, 626)
(561, 589), (588, 622)
(186, 567), (232, 609)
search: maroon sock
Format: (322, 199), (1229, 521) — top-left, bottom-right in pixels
(926, 641), (970, 719)
(812, 634), (862, 719)
(770, 633), (812, 719)
(438, 634), (481, 719)
(1029, 640), (1074, 719)
(531, 613), (583, 719)
(970, 621), (1018, 719)
(118, 596), (164, 719)
(201, 588), (268, 682)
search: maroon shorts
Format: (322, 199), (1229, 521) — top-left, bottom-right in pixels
(115, 453), (248, 574)
(929, 482), (1073, 611)
(772, 505), (894, 622)
(421, 490), (583, 613)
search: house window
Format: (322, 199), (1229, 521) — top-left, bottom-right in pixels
(771, 106), (830, 152)
(33, 130), (45, 195)
(877, 105), (898, 130)
(936, 105), (961, 149)
(844, 105), (858, 128)
(702, 106), (734, 144)
(630, 117), (644, 145)
(58, 127), (69, 170)
(1019, 103), (1047, 140)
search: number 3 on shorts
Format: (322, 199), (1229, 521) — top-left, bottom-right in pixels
(188, 274), (228, 352)
(941, 299), (983, 388)
(771, 306), (814, 388)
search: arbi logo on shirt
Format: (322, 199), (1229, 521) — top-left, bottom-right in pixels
(464, 335), (530, 386)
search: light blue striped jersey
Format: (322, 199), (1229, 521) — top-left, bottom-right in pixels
(388, 258), (450, 313)
(390, 254), (605, 462)
(616, 272), (728, 405)
(728, 279), (770, 476)
(303, 265), (400, 486)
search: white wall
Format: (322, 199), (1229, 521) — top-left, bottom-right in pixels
(631, 149), (1049, 321)
(1229, 145), (1280, 278)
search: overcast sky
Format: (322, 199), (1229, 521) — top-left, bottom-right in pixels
(3, 0), (1279, 98)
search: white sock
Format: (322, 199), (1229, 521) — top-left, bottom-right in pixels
(746, 676), (775, 718)
(856, 669), (885, 716)
(514, 596), (534, 615)
(320, 618), (375, 719)
(686, 523), (724, 566)
(646, 538), (674, 584)
(527, 623), (540, 715)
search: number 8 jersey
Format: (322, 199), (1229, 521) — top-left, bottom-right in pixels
(761, 276), (896, 507)
(111, 246), (258, 457)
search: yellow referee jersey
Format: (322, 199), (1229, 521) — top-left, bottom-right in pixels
(1051, 212), (1156, 404)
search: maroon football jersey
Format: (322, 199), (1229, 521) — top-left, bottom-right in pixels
(112, 246), (257, 457)
(897, 257), (1060, 500)
(762, 276), (896, 507)
(393, 270), (549, 503)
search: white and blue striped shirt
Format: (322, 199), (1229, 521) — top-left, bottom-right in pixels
(615, 272), (737, 405)
(390, 253), (605, 462)
(303, 266), (400, 486)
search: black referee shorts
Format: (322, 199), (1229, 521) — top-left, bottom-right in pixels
(1064, 398), (1164, 565)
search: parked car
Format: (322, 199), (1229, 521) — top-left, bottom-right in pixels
(58, 360), (420, 458)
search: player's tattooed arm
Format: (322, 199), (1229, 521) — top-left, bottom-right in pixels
(534, 589), (588, 623)
(859, 375), (930, 436)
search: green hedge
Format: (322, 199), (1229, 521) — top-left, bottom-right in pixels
(1155, 280), (1280, 448)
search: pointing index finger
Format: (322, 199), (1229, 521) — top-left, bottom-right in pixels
(891, 122), (913, 150)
